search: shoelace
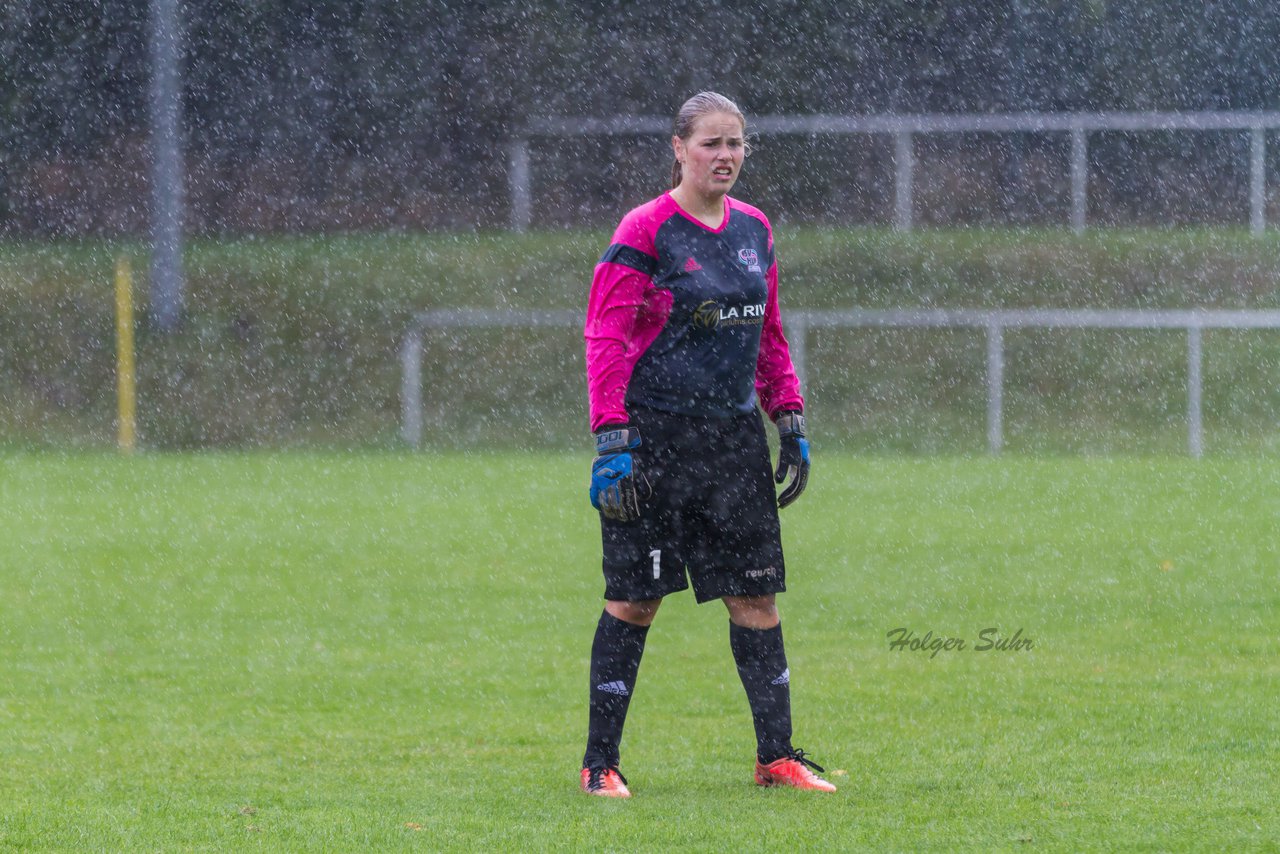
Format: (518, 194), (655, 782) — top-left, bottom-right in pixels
(786, 749), (826, 774)
(587, 766), (628, 789)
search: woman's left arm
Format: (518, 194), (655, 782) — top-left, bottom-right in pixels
(755, 259), (804, 419)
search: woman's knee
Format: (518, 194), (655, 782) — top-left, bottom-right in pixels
(605, 598), (663, 627)
(722, 594), (779, 629)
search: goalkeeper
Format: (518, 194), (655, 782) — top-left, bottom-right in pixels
(579, 91), (832, 798)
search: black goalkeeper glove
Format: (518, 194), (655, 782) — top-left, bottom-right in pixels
(589, 425), (648, 522)
(774, 411), (810, 509)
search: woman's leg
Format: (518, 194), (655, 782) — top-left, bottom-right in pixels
(583, 598), (662, 773)
(723, 594), (791, 761)
(724, 594), (835, 791)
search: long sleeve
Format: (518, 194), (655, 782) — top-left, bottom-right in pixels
(585, 261), (649, 430)
(754, 258), (804, 418)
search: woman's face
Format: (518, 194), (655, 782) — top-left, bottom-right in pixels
(673, 111), (746, 200)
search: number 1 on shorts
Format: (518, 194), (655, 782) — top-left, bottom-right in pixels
(649, 549), (661, 579)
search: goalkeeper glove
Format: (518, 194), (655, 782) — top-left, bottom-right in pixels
(590, 425), (647, 522)
(774, 411), (810, 509)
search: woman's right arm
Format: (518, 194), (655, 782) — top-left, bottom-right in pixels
(584, 259), (649, 431)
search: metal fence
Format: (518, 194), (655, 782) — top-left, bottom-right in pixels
(510, 110), (1280, 233)
(401, 307), (1280, 456)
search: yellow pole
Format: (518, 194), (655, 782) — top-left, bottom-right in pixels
(114, 256), (137, 453)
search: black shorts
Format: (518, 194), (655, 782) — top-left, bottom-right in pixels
(599, 406), (786, 604)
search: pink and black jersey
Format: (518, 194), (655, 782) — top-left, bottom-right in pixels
(585, 192), (804, 431)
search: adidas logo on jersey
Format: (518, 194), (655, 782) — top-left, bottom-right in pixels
(771, 668), (790, 686)
(683, 256), (703, 272)
(597, 680), (630, 696)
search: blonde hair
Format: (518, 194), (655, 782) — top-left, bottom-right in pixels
(670, 91), (748, 189)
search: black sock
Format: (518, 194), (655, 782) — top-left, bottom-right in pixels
(583, 611), (649, 769)
(730, 621), (793, 764)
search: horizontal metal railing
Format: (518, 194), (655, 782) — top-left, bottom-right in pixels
(401, 308), (1280, 455)
(510, 110), (1280, 233)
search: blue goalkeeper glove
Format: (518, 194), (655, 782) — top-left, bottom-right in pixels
(590, 425), (647, 522)
(774, 411), (810, 509)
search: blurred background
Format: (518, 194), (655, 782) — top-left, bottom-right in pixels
(3, 0), (1280, 451)
(8, 0), (1280, 234)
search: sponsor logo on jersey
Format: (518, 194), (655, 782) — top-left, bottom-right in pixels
(693, 299), (766, 330)
(683, 256), (703, 272)
(737, 248), (762, 273)
(693, 299), (721, 329)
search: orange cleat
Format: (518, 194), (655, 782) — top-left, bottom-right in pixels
(581, 766), (631, 798)
(754, 749), (837, 793)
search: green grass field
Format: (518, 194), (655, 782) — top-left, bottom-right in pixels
(1, 452), (1276, 851)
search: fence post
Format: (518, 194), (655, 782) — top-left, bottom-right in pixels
(986, 323), (1005, 454)
(400, 328), (423, 447)
(149, 0), (186, 331)
(510, 138), (532, 233)
(1250, 127), (1266, 236)
(1070, 127), (1088, 234)
(114, 256), (137, 453)
(894, 131), (914, 231)
(1187, 326), (1203, 458)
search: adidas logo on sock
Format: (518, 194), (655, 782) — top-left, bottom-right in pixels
(771, 668), (790, 685)
(683, 256), (703, 272)
(597, 680), (630, 696)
